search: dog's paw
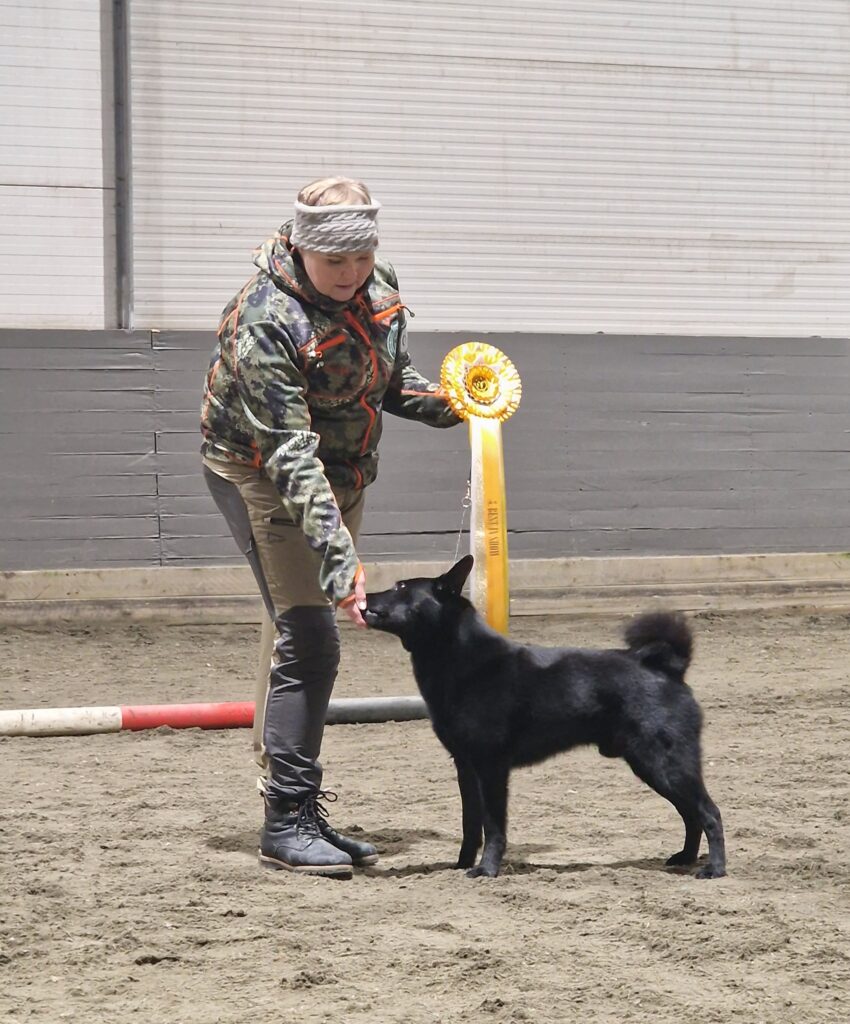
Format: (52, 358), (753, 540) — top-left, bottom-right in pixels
(465, 865), (498, 879)
(695, 863), (726, 880)
(665, 850), (697, 867)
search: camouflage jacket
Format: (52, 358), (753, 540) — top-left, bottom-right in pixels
(201, 222), (460, 604)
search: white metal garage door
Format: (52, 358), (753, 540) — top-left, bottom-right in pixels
(0, 0), (107, 328)
(129, 0), (850, 335)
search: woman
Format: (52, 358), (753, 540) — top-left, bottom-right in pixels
(201, 177), (460, 877)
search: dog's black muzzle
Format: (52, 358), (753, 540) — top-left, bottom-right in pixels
(362, 605), (383, 628)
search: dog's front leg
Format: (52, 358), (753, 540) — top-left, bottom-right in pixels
(465, 760), (509, 878)
(453, 758), (483, 869)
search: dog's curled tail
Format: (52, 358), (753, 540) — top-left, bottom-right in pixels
(624, 611), (693, 681)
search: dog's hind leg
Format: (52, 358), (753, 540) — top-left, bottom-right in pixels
(453, 758), (483, 869)
(624, 750), (726, 879)
(692, 787), (725, 879)
(667, 785), (726, 878)
(664, 808), (702, 867)
(465, 760), (510, 879)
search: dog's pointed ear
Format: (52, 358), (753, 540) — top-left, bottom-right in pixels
(436, 554), (474, 596)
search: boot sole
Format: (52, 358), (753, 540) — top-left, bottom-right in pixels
(353, 854), (379, 867)
(258, 851), (353, 878)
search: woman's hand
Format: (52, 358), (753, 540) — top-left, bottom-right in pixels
(339, 566), (367, 628)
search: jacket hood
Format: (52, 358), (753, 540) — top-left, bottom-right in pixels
(252, 220), (373, 314)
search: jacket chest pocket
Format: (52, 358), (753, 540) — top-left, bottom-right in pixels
(301, 332), (371, 403)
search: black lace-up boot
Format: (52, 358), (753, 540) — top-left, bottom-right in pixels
(259, 796), (353, 877)
(312, 791), (379, 866)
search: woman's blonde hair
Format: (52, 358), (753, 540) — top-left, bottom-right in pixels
(297, 176), (372, 207)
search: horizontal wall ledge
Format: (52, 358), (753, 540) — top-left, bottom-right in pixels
(2, 552), (850, 624)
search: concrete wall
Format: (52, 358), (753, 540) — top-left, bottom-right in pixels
(1, 329), (848, 571)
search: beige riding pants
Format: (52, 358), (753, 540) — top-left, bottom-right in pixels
(203, 455), (364, 800)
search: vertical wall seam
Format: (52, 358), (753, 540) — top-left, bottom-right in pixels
(99, 0), (117, 328)
(112, 0), (134, 329)
(152, 330), (163, 565)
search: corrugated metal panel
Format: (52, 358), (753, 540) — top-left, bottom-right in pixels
(1, 327), (849, 569)
(0, 329), (157, 568)
(130, 0), (850, 335)
(0, 0), (106, 327)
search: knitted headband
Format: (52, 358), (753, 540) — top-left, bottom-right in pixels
(290, 200), (381, 254)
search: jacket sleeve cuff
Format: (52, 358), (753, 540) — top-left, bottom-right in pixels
(338, 563), (365, 607)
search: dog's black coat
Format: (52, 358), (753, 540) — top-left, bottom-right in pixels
(365, 556), (726, 879)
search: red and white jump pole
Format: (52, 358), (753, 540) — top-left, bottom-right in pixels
(0, 696), (427, 737)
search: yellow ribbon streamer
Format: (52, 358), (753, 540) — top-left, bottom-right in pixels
(441, 343), (522, 633)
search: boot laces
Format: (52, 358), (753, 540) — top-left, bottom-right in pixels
(296, 790), (338, 837)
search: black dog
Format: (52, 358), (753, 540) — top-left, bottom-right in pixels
(365, 555), (726, 879)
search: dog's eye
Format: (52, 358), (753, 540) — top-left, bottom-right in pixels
(395, 582), (406, 592)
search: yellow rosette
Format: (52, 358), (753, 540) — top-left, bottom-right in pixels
(441, 343), (522, 633)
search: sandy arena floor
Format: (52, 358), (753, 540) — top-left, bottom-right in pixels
(1, 607), (849, 1023)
